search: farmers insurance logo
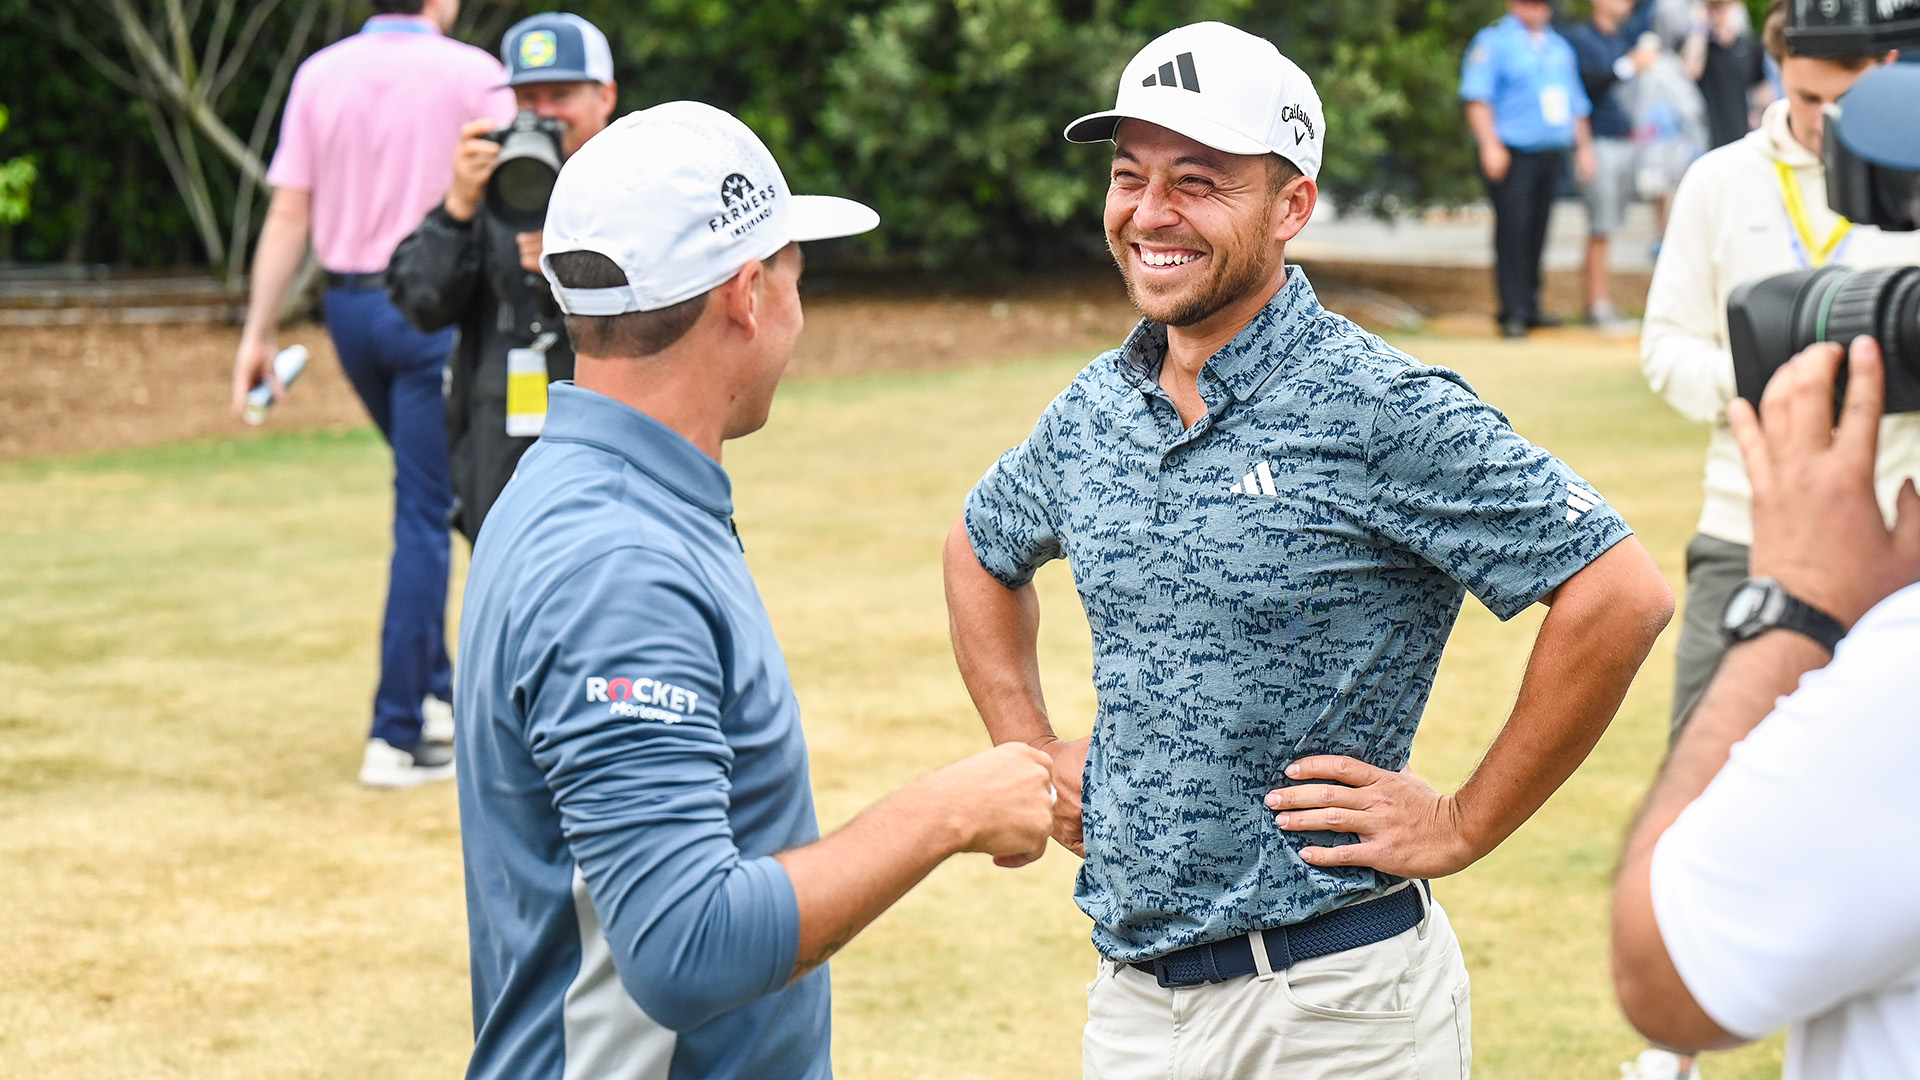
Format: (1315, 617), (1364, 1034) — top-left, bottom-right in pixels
(585, 675), (701, 723)
(709, 171), (778, 238)
(519, 30), (557, 69)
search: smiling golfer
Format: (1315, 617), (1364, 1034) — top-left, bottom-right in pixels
(943, 23), (1674, 1079)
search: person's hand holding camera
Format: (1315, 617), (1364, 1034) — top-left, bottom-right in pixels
(1728, 336), (1920, 629)
(445, 118), (503, 223)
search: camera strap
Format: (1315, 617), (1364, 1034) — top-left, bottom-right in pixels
(1776, 160), (1855, 269)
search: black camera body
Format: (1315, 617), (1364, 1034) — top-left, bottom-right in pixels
(1725, 57), (1920, 411)
(483, 110), (565, 233)
(1784, 0), (1920, 59)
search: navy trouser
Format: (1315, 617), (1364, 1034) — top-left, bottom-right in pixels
(324, 284), (455, 748)
(1483, 147), (1567, 325)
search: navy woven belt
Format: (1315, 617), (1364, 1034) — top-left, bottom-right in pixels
(1128, 884), (1426, 989)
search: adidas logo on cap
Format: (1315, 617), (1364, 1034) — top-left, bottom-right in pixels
(1140, 52), (1202, 92)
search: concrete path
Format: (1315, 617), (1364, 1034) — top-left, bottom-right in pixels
(1291, 197), (1662, 273)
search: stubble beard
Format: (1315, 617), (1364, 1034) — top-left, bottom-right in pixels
(1109, 206), (1279, 329)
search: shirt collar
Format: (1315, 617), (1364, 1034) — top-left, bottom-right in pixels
(360, 14), (440, 36)
(1499, 14), (1546, 44)
(1114, 266), (1325, 405)
(541, 382), (734, 517)
(1760, 98), (1821, 168)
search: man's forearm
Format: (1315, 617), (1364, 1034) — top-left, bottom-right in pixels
(241, 188), (312, 343)
(1610, 631), (1824, 1050)
(773, 741), (1052, 980)
(1575, 116), (1594, 153)
(1464, 101), (1500, 150)
(774, 781), (961, 980)
(1623, 632), (1825, 867)
(942, 517), (1054, 747)
(1452, 540), (1673, 857)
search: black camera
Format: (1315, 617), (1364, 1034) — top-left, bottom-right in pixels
(1784, 0), (1920, 59)
(483, 109), (565, 232)
(1727, 63), (1920, 410)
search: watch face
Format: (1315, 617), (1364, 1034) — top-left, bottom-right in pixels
(1722, 582), (1768, 633)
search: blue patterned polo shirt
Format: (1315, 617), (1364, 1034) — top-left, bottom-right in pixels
(963, 268), (1631, 963)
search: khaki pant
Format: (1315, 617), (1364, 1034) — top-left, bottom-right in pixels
(1671, 534), (1749, 733)
(1084, 893), (1471, 1080)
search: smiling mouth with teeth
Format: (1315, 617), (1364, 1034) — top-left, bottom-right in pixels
(1137, 247), (1203, 268)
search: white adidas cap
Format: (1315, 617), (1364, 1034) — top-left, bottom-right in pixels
(1065, 22), (1325, 182)
(540, 101), (880, 315)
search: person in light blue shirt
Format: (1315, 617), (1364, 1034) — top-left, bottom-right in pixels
(456, 102), (1055, 1080)
(1461, 0), (1599, 337)
(946, 22), (1673, 1080)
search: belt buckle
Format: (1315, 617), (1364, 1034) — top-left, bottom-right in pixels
(1151, 959), (1177, 990)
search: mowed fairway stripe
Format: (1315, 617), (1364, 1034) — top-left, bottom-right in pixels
(0, 336), (1784, 1078)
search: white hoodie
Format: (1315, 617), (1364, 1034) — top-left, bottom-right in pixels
(1642, 98), (1920, 546)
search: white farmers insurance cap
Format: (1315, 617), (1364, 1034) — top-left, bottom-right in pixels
(540, 101), (880, 315)
(1065, 22), (1326, 182)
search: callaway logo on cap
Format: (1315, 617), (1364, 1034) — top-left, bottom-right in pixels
(541, 101), (879, 315)
(1065, 22), (1326, 182)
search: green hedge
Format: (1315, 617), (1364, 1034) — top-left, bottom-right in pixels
(1, 0), (1507, 270)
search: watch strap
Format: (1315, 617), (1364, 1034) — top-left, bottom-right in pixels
(1770, 591), (1847, 654)
(1725, 576), (1847, 653)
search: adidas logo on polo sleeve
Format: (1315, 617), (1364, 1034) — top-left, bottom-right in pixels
(1566, 482), (1604, 523)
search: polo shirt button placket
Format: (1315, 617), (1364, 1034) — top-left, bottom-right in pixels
(1154, 460), (1178, 526)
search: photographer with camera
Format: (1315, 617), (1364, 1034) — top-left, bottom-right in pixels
(1641, 0), (1920, 742)
(387, 12), (617, 542)
(1614, 53), (1920, 1080)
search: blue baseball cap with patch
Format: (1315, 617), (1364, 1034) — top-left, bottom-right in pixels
(500, 13), (614, 87)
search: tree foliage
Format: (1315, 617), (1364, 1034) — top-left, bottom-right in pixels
(0, 105), (37, 226)
(3, 0), (1508, 271)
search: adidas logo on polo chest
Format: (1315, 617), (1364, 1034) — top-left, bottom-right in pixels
(1229, 461), (1277, 497)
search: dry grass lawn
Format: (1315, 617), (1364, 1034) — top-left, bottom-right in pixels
(0, 330), (1785, 1078)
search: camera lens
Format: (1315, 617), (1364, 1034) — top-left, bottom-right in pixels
(492, 156), (556, 220)
(483, 115), (564, 233)
(1728, 265), (1920, 412)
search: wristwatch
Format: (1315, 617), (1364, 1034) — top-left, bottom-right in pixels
(1719, 576), (1846, 653)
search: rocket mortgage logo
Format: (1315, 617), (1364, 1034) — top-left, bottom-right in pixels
(584, 675), (701, 723)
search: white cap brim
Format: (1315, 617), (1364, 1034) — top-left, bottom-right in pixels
(1065, 106), (1270, 158)
(789, 195), (880, 243)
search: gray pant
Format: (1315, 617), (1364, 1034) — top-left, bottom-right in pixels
(1671, 534), (1750, 733)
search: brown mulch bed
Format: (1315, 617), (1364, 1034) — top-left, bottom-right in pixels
(0, 263), (1648, 463)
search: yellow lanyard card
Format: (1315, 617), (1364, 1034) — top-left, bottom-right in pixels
(506, 332), (559, 438)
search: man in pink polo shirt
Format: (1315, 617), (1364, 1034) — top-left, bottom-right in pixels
(230, 0), (513, 787)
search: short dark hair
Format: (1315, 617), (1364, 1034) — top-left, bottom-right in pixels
(1266, 154), (1303, 194)
(547, 251), (711, 358)
(370, 0), (426, 14)
(1764, 0), (1882, 68)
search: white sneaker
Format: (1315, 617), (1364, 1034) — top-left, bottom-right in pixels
(1620, 1049), (1700, 1080)
(422, 695), (456, 746)
(358, 737), (456, 788)
(1587, 302), (1640, 338)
